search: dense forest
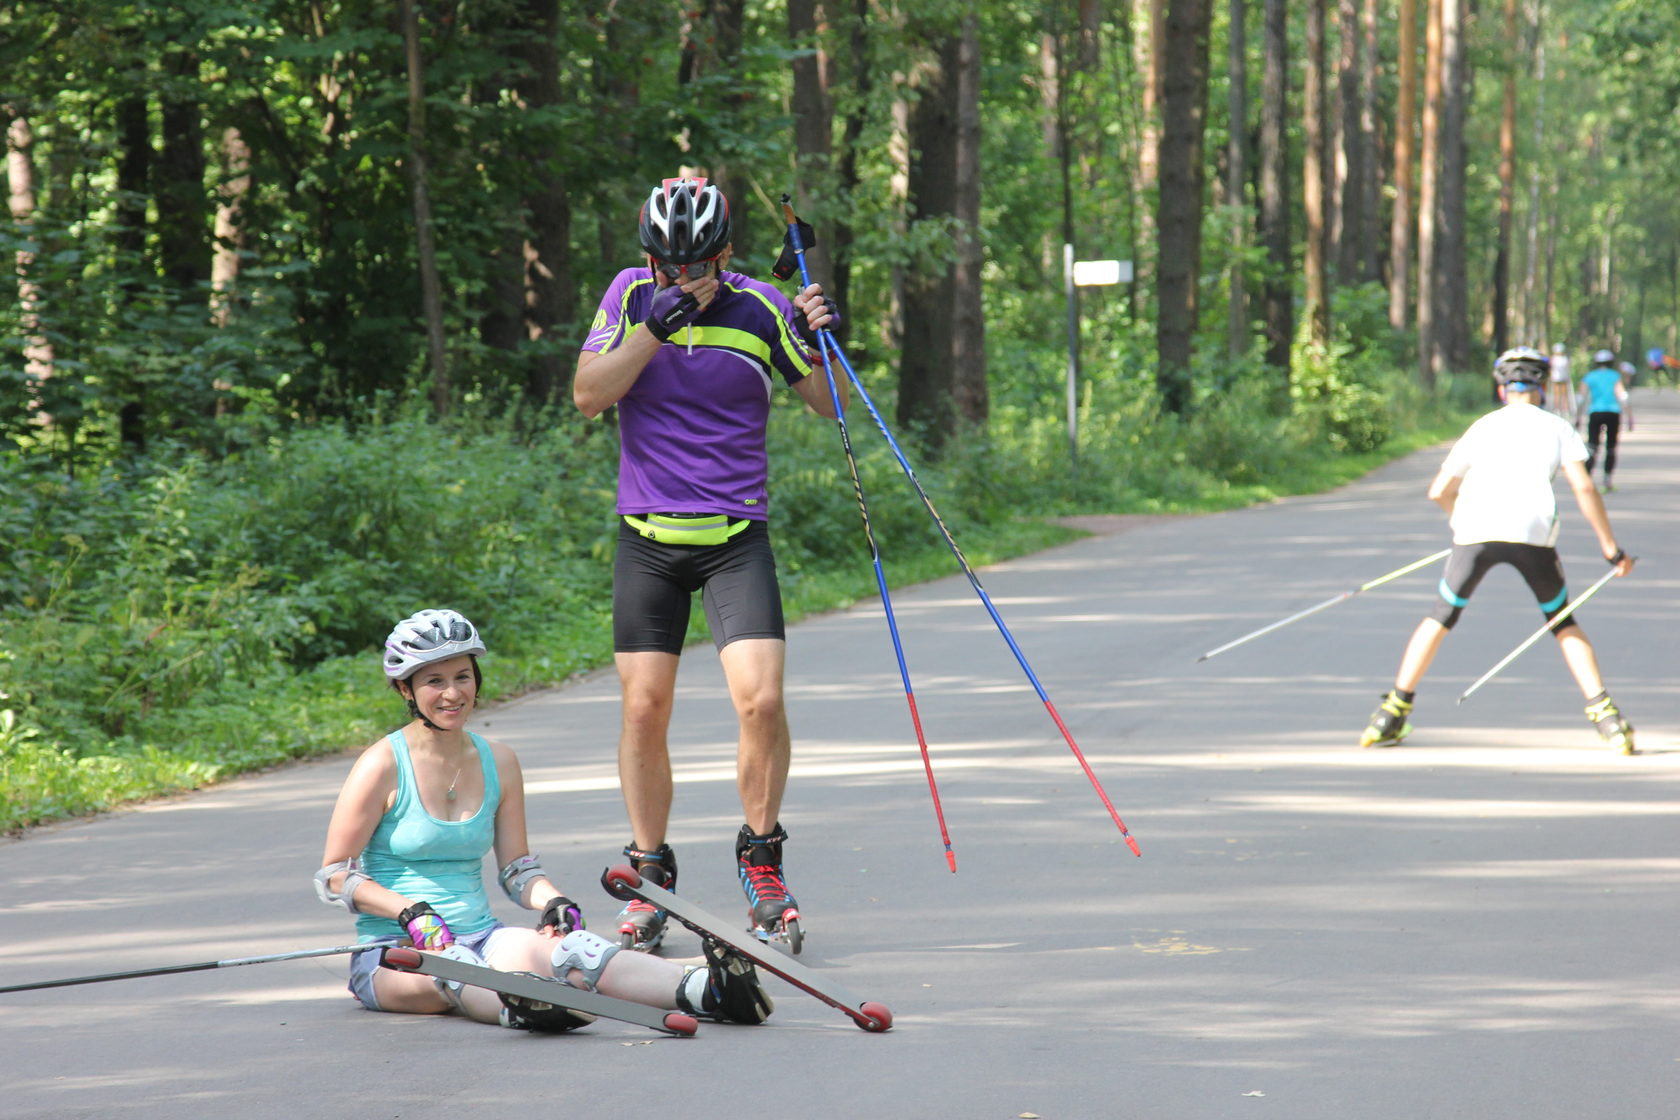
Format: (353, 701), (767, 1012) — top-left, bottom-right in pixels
(2, 0), (1674, 828)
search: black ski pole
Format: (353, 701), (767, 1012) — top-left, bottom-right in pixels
(781, 196), (1140, 857)
(0, 940), (393, 994)
(780, 196), (957, 872)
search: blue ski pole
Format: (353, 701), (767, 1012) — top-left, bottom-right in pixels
(781, 196), (1139, 856)
(780, 196), (957, 872)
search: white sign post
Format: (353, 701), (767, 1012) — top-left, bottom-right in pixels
(1063, 249), (1132, 469)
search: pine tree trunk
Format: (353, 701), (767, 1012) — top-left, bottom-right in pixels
(1303, 0), (1330, 343)
(1258, 0), (1293, 390)
(1156, 0), (1212, 415)
(789, 0), (836, 301)
(1417, 0), (1442, 386)
(1389, 0), (1417, 328)
(951, 9), (987, 427)
(1492, 0), (1517, 354)
(898, 28), (958, 449)
(400, 0), (450, 416)
(1435, 0), (1468, 372)
(1226, 0), (1249, 359)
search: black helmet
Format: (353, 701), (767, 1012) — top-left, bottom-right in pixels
(1492, 346), (1549, 388)
(638, 177), (731, 265)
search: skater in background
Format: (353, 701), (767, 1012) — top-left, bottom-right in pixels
(313, 608), (771, 1030)
(1579, 349), (1628, 493)
(573, 175), (842, 952)
(1546, 342), (1573, 416)
(1360, 348), (1637, 754)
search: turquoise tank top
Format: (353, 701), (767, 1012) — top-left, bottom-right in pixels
(1581, 367), (1623, 414)
(355, 730), (501, 942)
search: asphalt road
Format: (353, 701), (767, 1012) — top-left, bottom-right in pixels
(4, 389), (1675, 1120)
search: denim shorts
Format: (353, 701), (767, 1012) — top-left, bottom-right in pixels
(347, 924), (510, 1011)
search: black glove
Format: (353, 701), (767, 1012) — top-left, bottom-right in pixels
(645, 284), (702, 342)
(796, 294), (840, 349)
(772, 217), (817, 281)
(537, 894), (584, 936)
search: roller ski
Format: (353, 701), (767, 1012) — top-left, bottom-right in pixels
(377, 944), (697, 1036)
(1586, 694), (1636, 755)
(615, 843), (676, 952)
(1360, 689), (1413, 749)
(736, 823), (803, 954)
(601, 863), (893, 1033)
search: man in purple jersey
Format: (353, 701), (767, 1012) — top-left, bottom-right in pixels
(574, 176), (844, 953)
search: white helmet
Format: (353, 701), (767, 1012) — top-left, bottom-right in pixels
(1593, 349), (1615, 365)
(383, 609), (486, 680)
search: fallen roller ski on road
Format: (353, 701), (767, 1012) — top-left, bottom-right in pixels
(601, 864), (893, 1033)
(379, 945), (698, 1037)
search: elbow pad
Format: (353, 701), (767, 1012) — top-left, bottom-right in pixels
(498, 854), (548, 906)
(314, 858), (371, 913)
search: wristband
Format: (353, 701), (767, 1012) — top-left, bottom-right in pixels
(1607, 548), (1626, 566)
(398, 901), (454, 950)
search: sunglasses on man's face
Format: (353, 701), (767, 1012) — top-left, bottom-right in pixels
(654, 257), (718, 282)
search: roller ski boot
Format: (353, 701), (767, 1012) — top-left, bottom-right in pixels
(1585, 693), (1636, 755)
(736, 823), (803, 954)
(1360, 689), (1413, 749)
(615, 843), (676, 951)
(675, 938), (774, 1024)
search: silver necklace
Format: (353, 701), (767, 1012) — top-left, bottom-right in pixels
(446, 765), (464, 802)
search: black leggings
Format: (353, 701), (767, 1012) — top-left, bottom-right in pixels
(1585, 412), (1620, 476)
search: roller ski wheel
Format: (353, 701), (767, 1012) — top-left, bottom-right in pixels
(750, 909), (803, 956)
(1360, 690), (1413, 749)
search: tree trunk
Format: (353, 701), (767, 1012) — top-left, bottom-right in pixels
(951, 9), (986, 427)
(1417, 0), (1441, 386)
(1520, 1), (1545, 342)
(1334, 0), (1366, 285)
(400, 0), (450, 416)
(116, 90), (150, 451)
(1156, 0), (1213, 415)
(898, 28), (958, 449)
(833, 0), (870, 332)
(210, 128), (251, 328)
(1491, 0), (1517, 354)
(6, 108), (54, 410)
(1134, 0), (1164, 289)
(1226, 0), (1249, 359)
(1258, 0), (1293, 390)
(1435, 0), (1468, 373)
(515, 0), (572, 408)
(1358, 0), (1380, 282)
(1389, 0), (1417, 328)
(1303, 0), (1330, 344)
(157, 49), (209, 296)
(789, 0), (836, 301)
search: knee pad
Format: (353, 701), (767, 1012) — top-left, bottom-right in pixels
(551, 929), (620, 992)
(430, 942), (487, 1011)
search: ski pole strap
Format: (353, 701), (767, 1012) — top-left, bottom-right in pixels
(624, 513), (753, 547)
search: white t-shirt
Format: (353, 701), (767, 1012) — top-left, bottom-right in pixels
(1439, 403), (1587, 547)
(1549, 353), (1571, 383)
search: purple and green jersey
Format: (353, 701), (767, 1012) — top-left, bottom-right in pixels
(582, 268), (818, 521)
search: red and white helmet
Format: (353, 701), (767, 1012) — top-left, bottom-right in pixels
(638, 177), (731, 265)
(382, 609), (486, 680)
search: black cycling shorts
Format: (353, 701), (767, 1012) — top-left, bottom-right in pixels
(612, 519), (785, 654)
(1429, 541), (1574, 631)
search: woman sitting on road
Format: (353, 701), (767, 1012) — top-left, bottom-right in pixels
(313, 607), (771, 1030)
